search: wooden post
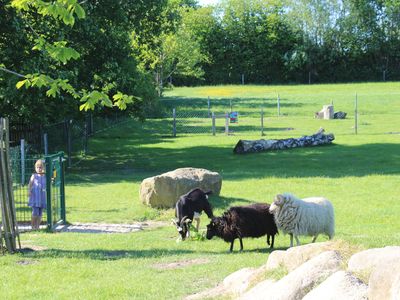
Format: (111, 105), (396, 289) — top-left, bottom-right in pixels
(355, 93), (358, 135)
(277, 94), (281, 117)
(230, 100), (232, 112)
(211, 112), (215, 136)
(172, 108), (176, 137)
(21, 139), (25, 185)
(241, 74), (244, 85)
(383, 70), (386, 82)
(261, 108), (265, 136)
(207, 97), (211, 118)
(225, 113), (229, 135)
(43, 133), (48, 155)
(0, 117), (20, 253)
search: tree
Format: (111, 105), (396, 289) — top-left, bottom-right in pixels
(132, 0), (207, 94)
(0, 0), (163, 124)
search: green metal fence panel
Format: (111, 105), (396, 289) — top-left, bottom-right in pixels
(11, 150), (66, 231)
(45, 152), (66, 230)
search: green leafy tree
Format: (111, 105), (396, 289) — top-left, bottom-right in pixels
(1, 0), (163, 124)
(132, 0), (207, 94)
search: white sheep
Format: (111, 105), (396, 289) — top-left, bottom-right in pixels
(269, 193), (335, 247)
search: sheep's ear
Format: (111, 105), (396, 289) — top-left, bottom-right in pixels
(171, 219), (177, 226)
(275, 194), (284, 205)
(184, 218), (192, 224)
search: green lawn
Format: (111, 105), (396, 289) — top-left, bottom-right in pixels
(2, 82), (400, 299)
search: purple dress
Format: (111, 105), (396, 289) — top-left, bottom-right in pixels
(28, 173), (47, 208)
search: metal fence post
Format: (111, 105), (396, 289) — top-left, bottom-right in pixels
(277, 94), (281, 117)
(90, 113), (94, 135)
(208, 97), (211, 118)
(67, 119), (72, 168)
(225, 113), (229, 135)
(21, 139), (25, 185)
(172, 108), (176, 137)
(355, 93), (358, 135)
(212, 112), (216, 136)
(261, 108), (265, 136)
(43, 133), (48, 155)
(84, 122), (88, 156)
(59, 152), (66, 224)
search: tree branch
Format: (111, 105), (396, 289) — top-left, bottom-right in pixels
(0, 67), (26, 78)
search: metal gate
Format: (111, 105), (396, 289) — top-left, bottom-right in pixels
(45, 152), (66, 230)
(11, 151), (66, 231)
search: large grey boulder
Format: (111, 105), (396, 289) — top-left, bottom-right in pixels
(240, 250), (342, 300)
(368, 258), (400, 300)
(139, 167), (222, 208)
(303, 271), (368, 300)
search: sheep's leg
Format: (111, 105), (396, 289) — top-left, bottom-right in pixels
(295, 235), (300, 246)
(270, 234), (275, 248)
(312, 235), (318, 243)
(230, 240), (234, 252)
(289, 233), (294, 247)
(267, 234), (271, 246)
(239, 238), (243, 252)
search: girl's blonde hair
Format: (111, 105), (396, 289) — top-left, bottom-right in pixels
(35, 159), (45, 169)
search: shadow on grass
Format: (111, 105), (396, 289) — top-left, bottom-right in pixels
(21, 244), (288, 260)
(67, 142), (400, 185)
(21, 246), (243, 260)
(161, 96), (304, 112)
(209, 196), (252, 210)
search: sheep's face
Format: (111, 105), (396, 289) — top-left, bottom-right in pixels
(269, 194), (285, 214)
(206, 218), (218, 240)
(172, 218), (191, 240)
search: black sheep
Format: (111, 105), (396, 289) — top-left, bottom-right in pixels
(173, 188), (213, 240)
(206, 203), (278, 252)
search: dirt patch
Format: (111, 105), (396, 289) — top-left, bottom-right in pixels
(16, 259), (39, 265)
(153, 258), (210, 270)
(54, 221), (169, 234)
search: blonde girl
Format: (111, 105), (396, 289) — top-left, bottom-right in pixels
(28, 159), (46, 229)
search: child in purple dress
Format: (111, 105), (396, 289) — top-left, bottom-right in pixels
(28, 159), (46, 229)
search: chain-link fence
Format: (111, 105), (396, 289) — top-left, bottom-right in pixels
(10, 112), (130, 167)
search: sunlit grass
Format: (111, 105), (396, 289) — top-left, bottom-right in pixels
(3, 83), (400, 299)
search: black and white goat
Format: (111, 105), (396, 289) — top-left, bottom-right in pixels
(206, 203), (278, 252)
(172, 188), (213, 240)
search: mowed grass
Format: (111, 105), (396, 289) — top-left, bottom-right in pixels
(2, 82), (400, 299)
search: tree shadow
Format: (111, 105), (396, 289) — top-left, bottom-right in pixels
(209, 196), (252, 210)
(68, 142), (400, 185)
(20, 247), (235, 260)
(161, 96), (304, 115)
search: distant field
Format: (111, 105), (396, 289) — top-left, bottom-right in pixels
(3, 82), (400, 299)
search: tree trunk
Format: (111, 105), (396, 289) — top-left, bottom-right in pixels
(233, 128), (334, 154)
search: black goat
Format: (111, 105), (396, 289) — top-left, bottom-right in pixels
(206, 203), (278, 252)
(173, 188), (213, 240)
